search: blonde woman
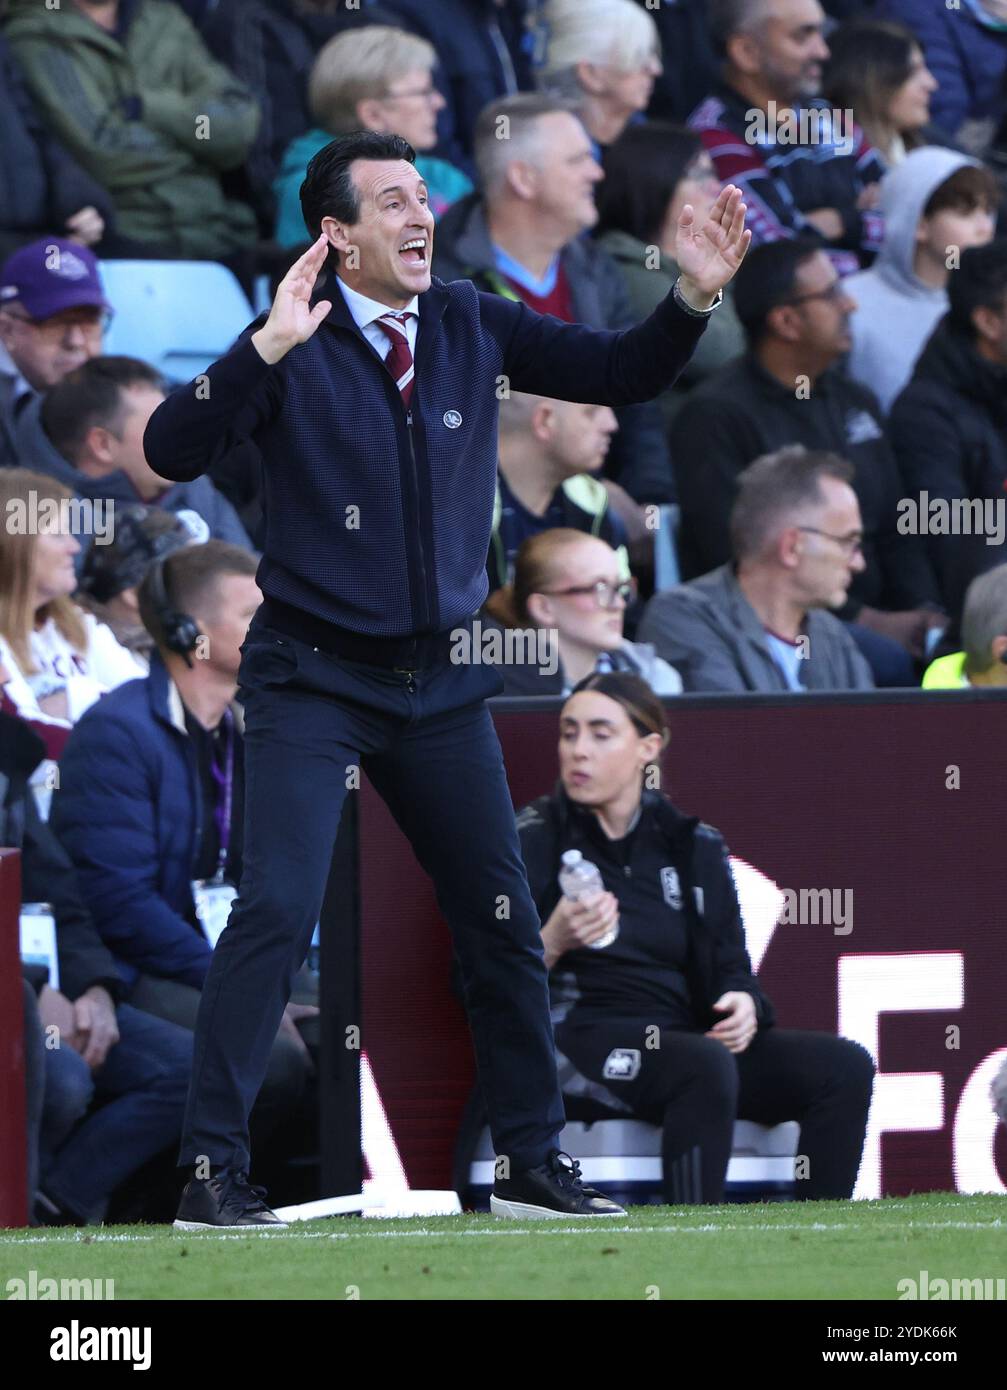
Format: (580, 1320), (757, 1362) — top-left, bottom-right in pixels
(533, 0), (662, 148)
(0, 469), (145, 808)
(273, 25), (473, 247)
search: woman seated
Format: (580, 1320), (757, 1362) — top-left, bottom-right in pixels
(595, 121), (746, 426)
(273, 24), (472, 249)
(0, 469), (146, 812)
(483, 529), (682, 698)
(516, 671), (875, 1204)
(824, 18), (944, 169)
(532, 0), (663, 151)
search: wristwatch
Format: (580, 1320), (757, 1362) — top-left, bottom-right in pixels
(673, 279), (724, 317)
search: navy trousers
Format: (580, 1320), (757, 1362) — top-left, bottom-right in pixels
(179, 612), (566, 1175)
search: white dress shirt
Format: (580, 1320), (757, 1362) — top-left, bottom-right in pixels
(335, 277), (419, 361)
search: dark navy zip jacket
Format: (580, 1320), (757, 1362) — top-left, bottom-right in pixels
(50, 650), (227, 992)
(143, 273), (707, 638)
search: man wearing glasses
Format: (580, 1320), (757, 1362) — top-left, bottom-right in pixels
(638, 446), (875, 692)
(0, 238), (111, 467)
(673, 237), (946, 684)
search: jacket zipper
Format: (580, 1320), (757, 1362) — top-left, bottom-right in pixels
(405, 407), (432, 634)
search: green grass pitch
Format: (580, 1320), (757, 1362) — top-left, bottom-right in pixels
(1, 1193), (1004, 1300)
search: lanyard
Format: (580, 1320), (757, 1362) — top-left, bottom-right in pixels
(208, 708), (234, 884)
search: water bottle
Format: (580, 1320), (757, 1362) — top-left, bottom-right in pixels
(558, 849), (619, 949)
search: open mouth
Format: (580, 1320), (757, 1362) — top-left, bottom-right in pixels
(399, 237), (428, 267)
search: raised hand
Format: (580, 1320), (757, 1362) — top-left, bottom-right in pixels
(252, 233), (333, 365)
(675, 184), (752, 306)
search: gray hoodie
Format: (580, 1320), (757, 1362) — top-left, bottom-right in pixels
(12, 392), (254, 568)
(845, 147), (981, 415)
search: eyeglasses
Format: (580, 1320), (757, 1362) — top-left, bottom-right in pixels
(797, 526), (864, 557)
(540, 579), (635, 608)
(1, 307), (112, 341)
(780, 281), (846, 308)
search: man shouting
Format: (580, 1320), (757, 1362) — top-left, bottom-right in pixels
(145, 129), (749, 1227)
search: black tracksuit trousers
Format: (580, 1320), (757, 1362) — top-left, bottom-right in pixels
(556, 1016), (875, 1203)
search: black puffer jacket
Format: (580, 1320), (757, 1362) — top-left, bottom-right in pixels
(889, 315), (1007, 625)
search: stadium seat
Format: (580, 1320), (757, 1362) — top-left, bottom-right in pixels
(466, 1118), (800, 1209)
(98, 260), (255, 383)
(654, 502), (682, 590)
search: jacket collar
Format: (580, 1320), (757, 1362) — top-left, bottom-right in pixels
(146, 648), (245, 739)
(915, 317), (1007, 413)
(318, 268), (449, 378)
(708, 562), (796, 646)
(551, 780), (699, 848)
(439, 191), (594, 309)
(746, 352), (840, 402)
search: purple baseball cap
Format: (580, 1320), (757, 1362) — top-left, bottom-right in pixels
(0, 238), (110, 322)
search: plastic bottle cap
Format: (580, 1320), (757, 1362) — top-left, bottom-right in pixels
(561, 849), (583, 866)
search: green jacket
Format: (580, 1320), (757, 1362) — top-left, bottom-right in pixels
(596, 229), (745, 426)
(6, 0), (259, 257)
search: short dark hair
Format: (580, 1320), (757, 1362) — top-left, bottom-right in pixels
(923, 164), (1001, 219)
(137, 540), (258, 650)
(708, 0), (771, 59)
(596, 121), (705, 246)
(948, 238), (1007, 337)
(731, 237), (823, 346)
(299, 129), (416, 264)
(730, 445), (855, 562)
(40, 356), (164, 463)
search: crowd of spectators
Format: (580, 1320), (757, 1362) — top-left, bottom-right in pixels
(2, 0), (1006, 1221)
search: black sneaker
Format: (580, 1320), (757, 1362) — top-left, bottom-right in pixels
(491, 1150), (626, 1219)
(34, 1191), (82, 1227)
(173, 1170), (288, 1231)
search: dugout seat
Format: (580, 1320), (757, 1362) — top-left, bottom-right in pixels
(99, 260), (255, 383)
(465, 1116), (800, 1209)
